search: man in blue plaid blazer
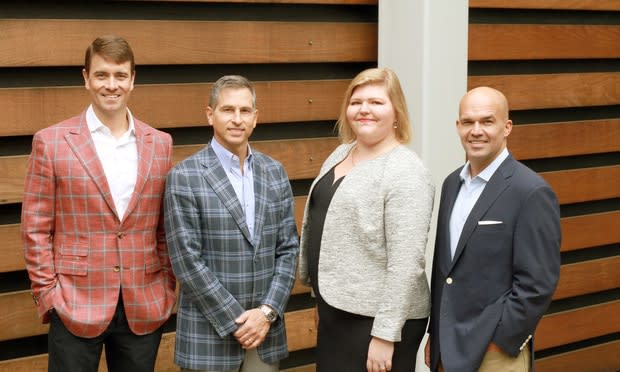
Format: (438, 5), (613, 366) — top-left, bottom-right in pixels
(164, 75), (299, 372)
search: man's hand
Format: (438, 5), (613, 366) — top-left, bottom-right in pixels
(233, 308), (271, 349)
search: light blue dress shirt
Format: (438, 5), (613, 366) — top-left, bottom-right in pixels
(449, 148), (509, 259)
(211, 138), (256, 239)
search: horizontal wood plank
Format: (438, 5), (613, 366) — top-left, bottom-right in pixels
(470, 0), (620, 10)
(509, 119), (620, 160)
(468, 72), (620, 110)
(0, 290), (46, 342)
(554, 256), (620, 300)
(561, 211), (620, 252)
(536, 300), (620, 350)
(0, 137), (338, 205)
(0, 155), (28, 205)
(536, 339), (620, 372)
(286, 308), (317, 352)
(540, 165), (620, 205)
(0, 224), (22, 273)
(0, 20), (377, 67)
(470, 24), (620, 60)
(0, 80), (348, 137)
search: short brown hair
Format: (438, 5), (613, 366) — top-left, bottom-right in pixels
(208, 75), (257, 109)
(84, 35), (135, 73)
(337, 67), (412, 144)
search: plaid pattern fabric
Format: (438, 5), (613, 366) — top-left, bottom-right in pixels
(164, 143), (299, 371)
(21, 112), (176, 338)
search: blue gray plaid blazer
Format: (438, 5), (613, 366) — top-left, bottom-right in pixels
(164, 142), (299, 371)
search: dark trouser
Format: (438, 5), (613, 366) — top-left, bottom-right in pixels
(316, 296), (428, 372)
(48, 296), (164, 372)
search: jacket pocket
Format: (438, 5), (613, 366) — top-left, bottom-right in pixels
(145, 256), (162, 274)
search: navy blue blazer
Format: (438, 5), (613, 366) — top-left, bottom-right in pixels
(428, 154), (561, 372)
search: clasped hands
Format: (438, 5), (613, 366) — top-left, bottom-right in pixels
(233, 308), (271, 349)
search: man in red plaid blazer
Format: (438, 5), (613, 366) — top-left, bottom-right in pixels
(21, 35), (176, 372)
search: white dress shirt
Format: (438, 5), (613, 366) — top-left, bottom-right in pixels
(210, 138), (256, 239)
(86, 105), (138, 221)
(449, 148), (509, 259)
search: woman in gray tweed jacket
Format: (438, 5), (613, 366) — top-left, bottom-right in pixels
(299, 68), (435, 372)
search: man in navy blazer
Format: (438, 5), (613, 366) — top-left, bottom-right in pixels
(164, 75), (299, 371)
(425, 87), (561, 372)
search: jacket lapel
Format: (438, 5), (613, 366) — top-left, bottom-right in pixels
(124, 121), (153, 220)
(251, 157), (266, 249)
(201, 144), (253, 244)
(439, 170), (463, 274)
(64, 112), (117, 218)
(449, 156), (515, 270)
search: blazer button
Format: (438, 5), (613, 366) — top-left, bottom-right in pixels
(117, 231), (125, 239)
(113, 266), (121, 272)
(446, 277), (453, 284)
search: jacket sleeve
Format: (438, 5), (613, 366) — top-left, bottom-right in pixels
(156, 134), (176, 299)
(164, 167), (245, 337)
(493, 184), (561, 355)
(260, 165), (299, 318)
(21, 133), (58, 320)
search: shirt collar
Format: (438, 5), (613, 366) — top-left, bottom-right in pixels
(86, 104), (135, 136)
(210, 137), (253, 172)
(459, 147), (509, 183)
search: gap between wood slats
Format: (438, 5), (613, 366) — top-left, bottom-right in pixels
(535, 300), (620, 350)
(469, 24), (620, 60)
(509, 119), (620, 160)
(540, 165), (620, 204)
(0, 138), (339, 205)
(535, 339), (620, 372)
(0, 20), (377, 67)
(468, 72), (620, 110)
(0, 80), (348, 137)
(470, 0), (620, 11)
(554, 256), (620, 300)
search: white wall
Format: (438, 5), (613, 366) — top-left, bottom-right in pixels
(378, 1), (469, 370)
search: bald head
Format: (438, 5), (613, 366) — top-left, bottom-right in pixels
(459, 86), (509, 121)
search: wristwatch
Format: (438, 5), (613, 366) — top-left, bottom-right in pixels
(259, 305), (278, 323)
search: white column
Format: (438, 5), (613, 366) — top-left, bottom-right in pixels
(378, 1), (468, 370)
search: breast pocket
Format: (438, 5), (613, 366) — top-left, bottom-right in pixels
(56, 242), (88, 276)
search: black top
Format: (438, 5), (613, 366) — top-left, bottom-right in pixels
(307, 166), (345, 300)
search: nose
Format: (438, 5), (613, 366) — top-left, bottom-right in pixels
(359, 101), (370, 113)
(471, 121), (483, 135)
(104, 76), (119, 90)
(231, 110), (243, 124)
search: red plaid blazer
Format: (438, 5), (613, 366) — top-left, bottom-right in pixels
(21, 111), (176, 338)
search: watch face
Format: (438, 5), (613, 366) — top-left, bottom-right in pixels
(261, 306), (277, 322)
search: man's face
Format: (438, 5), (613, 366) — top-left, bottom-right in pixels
(82, 54), (134, 120)
(456, 89), (512, 174)
(206, 87), (257, 156)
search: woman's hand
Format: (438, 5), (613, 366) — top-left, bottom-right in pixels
(366, 336), (394, 372)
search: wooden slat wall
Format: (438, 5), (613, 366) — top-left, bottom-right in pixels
(0, 1), (377, 371)
(469, 3), (620, 371)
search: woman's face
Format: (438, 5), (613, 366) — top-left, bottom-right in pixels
(346, 83), (397, 147)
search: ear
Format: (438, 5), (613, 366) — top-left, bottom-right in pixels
(82, 68), (89, 90)
(504, 119), (513, 137)
(205, 106), (213, 125)
(251, 109), (259, 129)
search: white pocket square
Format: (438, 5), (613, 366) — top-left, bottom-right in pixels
(478, 220), (503, 225)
